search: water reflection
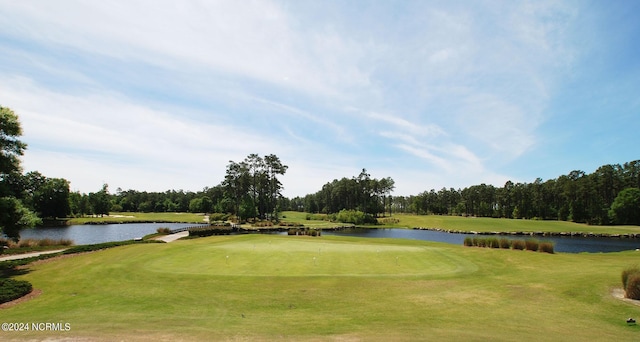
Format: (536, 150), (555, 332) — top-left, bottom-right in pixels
(18, 224), (640, 253)
(323, 228), (640, 253)
(19, 223), (207, 245)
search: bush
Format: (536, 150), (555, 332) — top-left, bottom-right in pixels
(37, 238), (73, 247)
(18, 239), (39, 248)
(499, 238), (511, 249)
(539, 241), (554, 254)
(334, 209), (377, 225)
(626, 273), (640, 300)
(512, 240), (526, 250)
(279, 221), (303, 227)
(252, 221), (273, 227)
(468, 237), (476, 247)
(525, 240), (539, 252)
(0, 278), (33, 304)
(188, 226), (233, 237)
(288, 228), (321, 236)
(622, 266), (640, 290)
(464, 237), (553, 254)
(157, 227), (172, 234)
(487, 238), (500, 248)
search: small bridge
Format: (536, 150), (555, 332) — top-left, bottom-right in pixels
(169, 225), (206, 234)
(169, 223), (240, 234)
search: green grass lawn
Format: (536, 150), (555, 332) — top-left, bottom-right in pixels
(280, 211), (346, 228)
(374, 212), (640, 235)
(66, 212), (208, 225)
(2, 234), (640, 341)
(281, 211), (640, 234)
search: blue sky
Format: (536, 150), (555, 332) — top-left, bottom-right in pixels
(0, 0), (638, 198)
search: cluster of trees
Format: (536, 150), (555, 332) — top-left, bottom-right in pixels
(288, 169), (395, 217)
(385, 162), (640, 225)
(109, 186), (226, 214)
(1, 106), (45, 240)
(222, 153), (288, 221)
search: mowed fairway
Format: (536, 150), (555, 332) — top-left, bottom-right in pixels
(3, 234), (640, 341)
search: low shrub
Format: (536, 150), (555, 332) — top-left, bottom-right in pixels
(525, 240), (539, 252)
(380, 217), (400, 224)
(626, 273), (640, 300)
(37, 238), (74, 247)
(512, 240), (526, 250)
(334, 209), (377, 225)
(622, 266), (640, 291)
(279, 222), (303, 227)
(539, 241), (555, 254)
(4, 238), (73, 249)
(463, 237), (553, 254)
(487, 237), (500, 248)
(157, 227), (172, 234)
(0, 278), (33, 304)
(18, 239), (39, 248)
(477, 238), (487, 248)
(287, 228), (321, 236)
(188, 226), (233, 237)
(499, 238), (511, 249)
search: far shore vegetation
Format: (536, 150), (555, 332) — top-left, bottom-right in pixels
(62, 210), (640, 236)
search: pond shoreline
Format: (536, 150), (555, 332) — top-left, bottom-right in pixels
(411, 227), (640, 239)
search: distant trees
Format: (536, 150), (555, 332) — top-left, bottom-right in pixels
(385, 160), (640, 226)
(189, 196), (213, 213)
(609, 188), (640, 225)
(294, 169), (395, 217)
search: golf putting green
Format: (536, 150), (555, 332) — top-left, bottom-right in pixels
(145, 235), (477, 277)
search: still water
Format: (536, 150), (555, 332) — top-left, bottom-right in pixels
(19, 223), (207, 245)
(323, 228), (640, 253)
(18, 224), (640, 253)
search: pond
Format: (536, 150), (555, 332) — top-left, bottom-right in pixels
(19, 223), (208, 245)
(322, 228), (640, 253)
(17, 224), (640, 253)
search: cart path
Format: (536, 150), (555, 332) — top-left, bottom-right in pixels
(1, 232), (190, 262)
(152, 231), (189, 243)
(0, 249), (66, 262)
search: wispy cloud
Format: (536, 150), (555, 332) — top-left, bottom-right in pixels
(2, 0), (626, 197)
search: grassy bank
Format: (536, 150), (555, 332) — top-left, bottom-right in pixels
(66, 212), (207, 225)
(2, 234), (639, 341)
(384, 213), (640, 234)
(281, 211), (640, 234)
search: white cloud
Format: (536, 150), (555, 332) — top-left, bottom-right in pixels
(0, 76), (281, 191)
(0, 0), (372, 100)
(0, 0), (587, 197)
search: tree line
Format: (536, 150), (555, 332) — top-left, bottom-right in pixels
(285, 169), (395, 218)
(2, 105), (640, 242)
(384, 162), (640, 225)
